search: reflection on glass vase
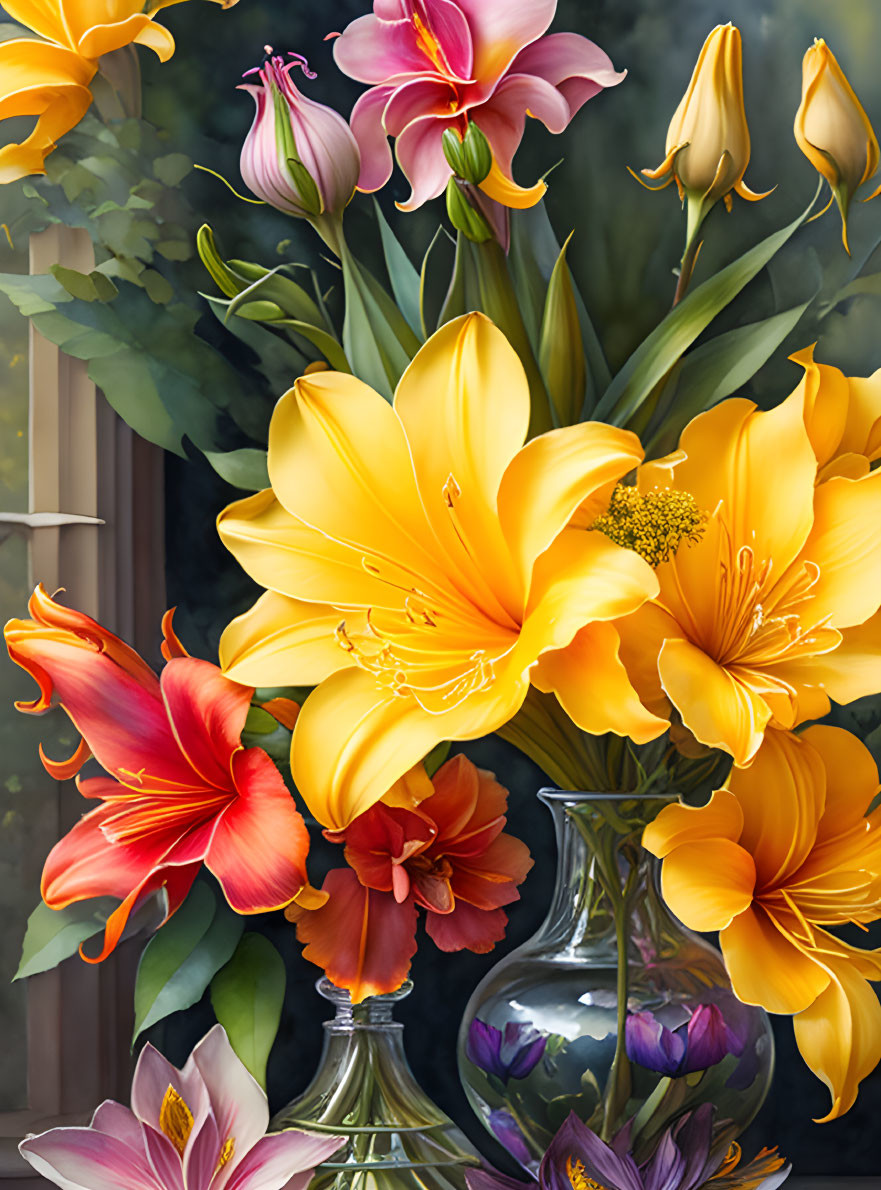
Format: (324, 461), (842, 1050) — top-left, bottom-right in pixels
(457, 791), (775, 1176)
(273, 978), (482, 1190)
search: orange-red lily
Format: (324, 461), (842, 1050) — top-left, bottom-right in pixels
(0, 0), (238, 182)
(644, 726), (881, 1121)
(290, 754), (532, 1002)
(4, 585), (309, 960)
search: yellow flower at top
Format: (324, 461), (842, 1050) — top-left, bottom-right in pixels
(644, 726), (881, 1121)
(615, 382), (881, 765)
(0, 0), (238, 183)
(218, 313), (667, 832)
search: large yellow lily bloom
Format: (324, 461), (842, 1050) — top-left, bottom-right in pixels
(218, 314), (666, 830)
(0, 0), (237, 182)
(616, 384), (881, 765)
(644, 726), (881, 1121)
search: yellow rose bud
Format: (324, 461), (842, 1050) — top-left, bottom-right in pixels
(636, 23), (770, 233)
(794, 38), (881, 253)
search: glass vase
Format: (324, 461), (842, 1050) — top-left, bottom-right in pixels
(457, 791), (775, 1175)
(273, 978), (482, 1190)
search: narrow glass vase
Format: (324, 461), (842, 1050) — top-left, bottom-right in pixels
(273, 978), (482, 1190)
(457, 791), (775, 1175)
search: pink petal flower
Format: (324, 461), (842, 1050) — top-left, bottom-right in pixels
(20, 1128), (162, 1190)
(225, 1132), (346, 1190)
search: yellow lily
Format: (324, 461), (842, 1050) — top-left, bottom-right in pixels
(643, 726), (881, 1121)
(615, 385), (881, 765)
(0, 0), (237, 182)
(790, 344), (881, 481)
(218, 313), (666, 831)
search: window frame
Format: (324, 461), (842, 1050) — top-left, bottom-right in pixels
(0, 226), (165, 1184)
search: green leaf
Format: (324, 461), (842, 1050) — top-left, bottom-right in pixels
(227, 266), (328, 329)
(154, 153), (192, 188)
(593, 194), (818, 425)
(143, 269), (174, 305)
(243, 706), (281, 734)
(204, 448), (270, 491)
(133, 883), (244, 1041)
(275, 318), (351, 373)
(644, 300), (812, 455)
(203, 294), (307, 396)
(538, 233), (586, 428)
(210, 934), (286, 1090)
(340, 239), (421, 399)
(374, 199), (423, 337)
(15, 898), (118, 980)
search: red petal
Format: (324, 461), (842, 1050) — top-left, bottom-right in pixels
(205, 748), (309, 912)
(343, 803), (434, 892)
(295, 869), (417, 1002)
(160, 607), (190, 661)
(39, 735), (91, 780)
(450, 833), (533, 909)
(426, 901), (508, 953)
(427, 756), (509, 857)
(81, 861), (200, 964)
(161, 658), (253, 787)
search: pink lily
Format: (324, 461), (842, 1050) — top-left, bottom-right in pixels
(19, 1025), (344, 1190)
(332, 0), (626, 210)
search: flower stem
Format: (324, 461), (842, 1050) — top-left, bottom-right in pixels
(672, 233), (701, 307)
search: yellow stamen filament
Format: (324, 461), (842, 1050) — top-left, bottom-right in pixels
(565, 1155), (609, 1190)
(216, 1137), (235, 1172)
(159, 1086), (194, 1156)
(590, 484), (706, 568)
(412, 12), (447, 74)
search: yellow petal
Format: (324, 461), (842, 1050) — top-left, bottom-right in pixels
(478, 157), (547, 209)
(496, 420), (644, 589)
(0, 39), (94, 182)
(657, 637), (771, 765)
(793, 957), (881, 1121)
(76, 15), (176, 61)
(720, 904), (831, 1014)
(798, 470), (881, 628)
(0, 1), (71, 45)
(774, 613), (881, 709)
(217, 488), (409, 610)
(801, 724), (880, 842)
(669, 392), (817, 580)
(291, 666), (525, 830)
(393, 313), (528, 620)
(840, 370), (881, 461)
(725, 728), (826, 890)
(520, 529), (658, 666)
(788, 345), (849, 471)
(642, 788), (744, 859)
(614, 602), (682, 719)
(532, 621), (668, 745)
(658, 838), (756, 932)
(219, 590), (362, 688)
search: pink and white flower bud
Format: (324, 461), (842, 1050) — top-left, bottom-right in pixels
(239, 50), (360, 221)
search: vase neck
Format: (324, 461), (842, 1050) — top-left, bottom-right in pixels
(534, 792), (674, 955)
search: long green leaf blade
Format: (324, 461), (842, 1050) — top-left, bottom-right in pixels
(210, 933), (286, 1090)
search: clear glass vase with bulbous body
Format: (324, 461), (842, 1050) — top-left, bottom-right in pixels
(457, 791), (775, 1176)
(273, 978), (482, 1190)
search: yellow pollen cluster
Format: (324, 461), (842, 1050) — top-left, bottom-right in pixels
(566, 1155), (608, 1190)
(590, 484), (706, 567)
(159, 1086), (194, 1156)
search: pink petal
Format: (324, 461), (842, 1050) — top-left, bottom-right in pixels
(89, 1102), (147, 1156)
(426, 899), (508, 952)
(141, 1127), (184, 1190)
(191, 1025), (269, 1188)
(205, 748), (309, 913)
(131, 1043), (210, 1134)
(224, 1131), (346, 1190)
(382, 77), (458, 136)
(19, 1127), (161, 1190)
(334, 13), (434, 85)
(350, 86), (396, 192)
(456, 0), (556, 85)
(418, 0), (475, 80)
(510, 32), (626, 117)
(182, 1110), (221, 1190)
(394, 114), (455, 209)
(161, 658), (252, 788)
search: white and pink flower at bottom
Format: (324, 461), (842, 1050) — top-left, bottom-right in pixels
(19, 1025), (343, 1190)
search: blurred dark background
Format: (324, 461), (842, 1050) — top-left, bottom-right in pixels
(100, 0), (881, 1177)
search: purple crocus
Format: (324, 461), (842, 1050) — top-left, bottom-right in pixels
(625, 1004), (745, 1078)
(467, 1107), (790, 1190)
(466, 1019), (547, 1083)
(19, 1026), (344, 1190)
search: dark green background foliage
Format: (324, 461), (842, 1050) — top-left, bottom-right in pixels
(5, 0), (881, 1174)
